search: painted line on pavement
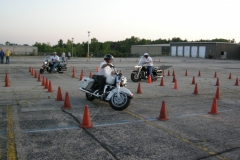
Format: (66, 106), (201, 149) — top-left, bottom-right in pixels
(7, 106), (17, 160)
(123, 109), (228, 160)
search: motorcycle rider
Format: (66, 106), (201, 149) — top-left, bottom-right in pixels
(50, 52), (60, 73)
(143, 53), (153, 81)
(97, 54), (115, 95)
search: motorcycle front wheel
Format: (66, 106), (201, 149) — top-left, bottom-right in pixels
(109, 92), (131, 111)
(131, 72), (141, 82)
(39, 68), (44, 74)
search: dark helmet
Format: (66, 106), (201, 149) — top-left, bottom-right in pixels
(104, 54), (114, 60)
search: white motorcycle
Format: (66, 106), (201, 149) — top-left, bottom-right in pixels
(79, 65), (133, 111)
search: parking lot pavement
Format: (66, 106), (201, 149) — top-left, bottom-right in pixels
(0, 56), (240, 159)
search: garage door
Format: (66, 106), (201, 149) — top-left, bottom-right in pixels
(184, 46), (190, 57)
(171, 46), (176, 56)
(191, 46), (198, 57)
(199, 46), (206, 58)
(177, 46), (183, 56)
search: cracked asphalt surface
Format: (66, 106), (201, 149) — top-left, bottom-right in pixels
(0, 56), (240, 160)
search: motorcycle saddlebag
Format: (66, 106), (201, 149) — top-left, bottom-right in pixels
(80, 77), (95, 89)
(154, 68), (163, 77)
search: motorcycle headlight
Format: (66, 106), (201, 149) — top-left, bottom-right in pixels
(120, 76), (127, 86)
(135, 65), (141, 69)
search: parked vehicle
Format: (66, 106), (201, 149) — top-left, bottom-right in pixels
(79, 65), (133, 111)
(39, 60), (67, 74)
(131, 56), (163, 82)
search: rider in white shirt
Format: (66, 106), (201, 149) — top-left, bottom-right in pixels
(143, 53), (153, 81)
(50, 52), (60, 73)
(97, 54), (114, 95)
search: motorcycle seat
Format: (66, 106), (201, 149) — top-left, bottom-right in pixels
(92, 75), (100, 83)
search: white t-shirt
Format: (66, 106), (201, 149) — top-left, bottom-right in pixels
(62, 52), (65, 57)
(144, 56), (153, 66)
(97, 61), (113, 78)
(50, 55), (59, 62)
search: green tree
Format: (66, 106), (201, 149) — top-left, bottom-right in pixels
(58, 39), (63, 48)
(102, 42), (110, 53)
(90, 38), (99, 53)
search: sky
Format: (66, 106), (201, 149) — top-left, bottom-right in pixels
(1, 0), (240, 46)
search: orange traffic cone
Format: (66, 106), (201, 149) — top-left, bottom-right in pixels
(4, 73), (9, 82)
(79, 69), (84, 81)
(56, 86), (63, 101)
(159, 77), (164, 86)
(228, 73), (232, 79)
(72, 67), (75, 78)
(4, 73), (10, 87)
(192, 76), (196, 85)
(215, 77), (220, 86)
(172, 76), (176, 83)
(44, 78), (49, 89)
(37, 73), (41, 82)
(31, 68), (34, 76)
(198, 70), (201, 77)
(156, 101), (169, 121)
(173, 79), (178, 90)
(41, 76), (45, 86)
(172, 70), (175, 76)
(47, 81), (53, 92)
(80, 105), (93, 128)
(167, 70), (170, 76)
(62, 92), (72, 109)
(235, 78), (239, 86)
(215, 87), (220, 100)
(136, 82), (142, 94)
(208, 97), (219, 115)
(34, 71), (38, 78)
(147, 74), (152, 83)
(185, 70), (188, 76)
(214, 71), (217, 78)
(89, 71), (92, 78)
(193, 83), (199, 94)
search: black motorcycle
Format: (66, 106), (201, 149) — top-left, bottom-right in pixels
(131, 56), (162, 82)
(39, 60), (67, 74)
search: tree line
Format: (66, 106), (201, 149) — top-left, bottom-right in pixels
(6, 37), (236, 57)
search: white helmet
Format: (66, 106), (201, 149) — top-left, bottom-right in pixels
(144, 53), (149, 56)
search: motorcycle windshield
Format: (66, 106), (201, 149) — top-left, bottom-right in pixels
(137, 56), (145, 66)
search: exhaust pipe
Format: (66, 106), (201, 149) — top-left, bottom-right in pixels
(79, 88), (101, 97)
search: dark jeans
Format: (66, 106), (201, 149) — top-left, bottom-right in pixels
(0, 57), (3, 63)
(147, 66), (153, 80)
(51, 62), (59, 72)
(6, 56), (10, 64)
(96, 75), (106, 93)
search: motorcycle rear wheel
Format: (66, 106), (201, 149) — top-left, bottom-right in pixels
(131, 73), (141, 82)
(109, 92), (131, 111)
(86, 93), (95, 101)
(153, 76), (158, 81)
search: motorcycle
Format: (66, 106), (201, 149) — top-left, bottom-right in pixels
(39, 60), (67, 74)
(131, 56), (163, 82)
(79, 65), (133, 111)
